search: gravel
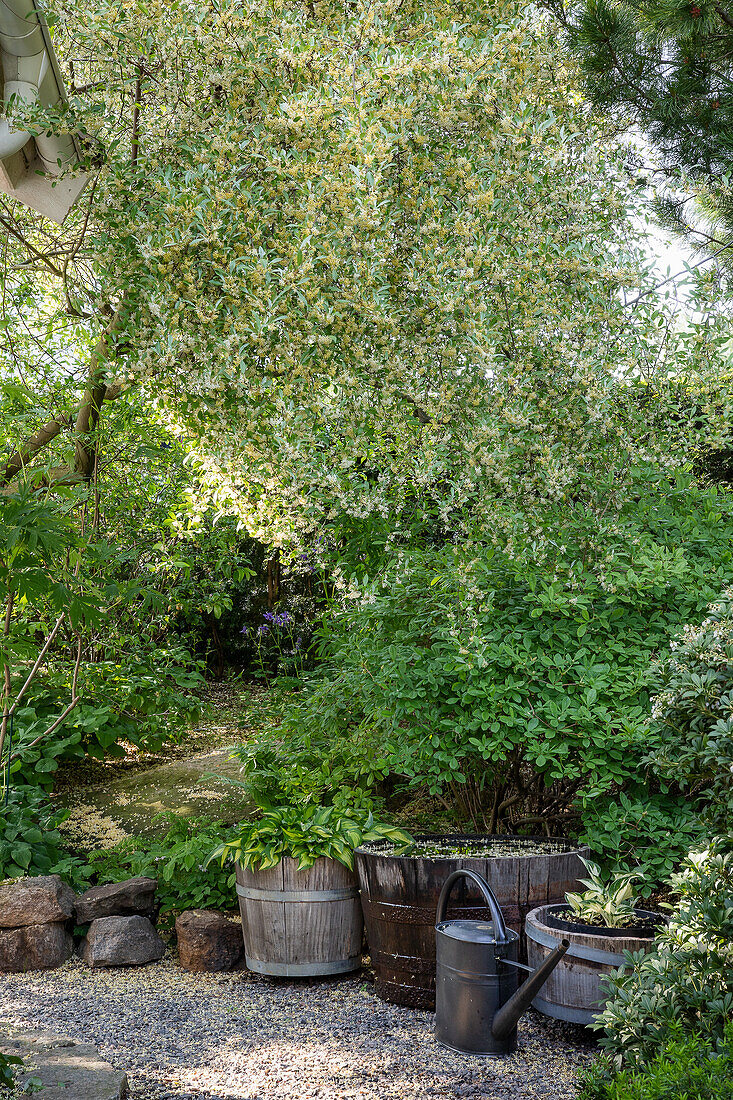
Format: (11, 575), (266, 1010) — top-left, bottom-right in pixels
(0, 955), (593, 1099)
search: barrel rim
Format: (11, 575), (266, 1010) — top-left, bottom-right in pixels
(539, 903), (665, 938)
(355, 833), (590, 862)
(527, 902), (666, 940)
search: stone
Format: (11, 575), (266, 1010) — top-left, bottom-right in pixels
(0, 922), (73, 972)
(75, 876), (158, 923)
(0, 874), (76, 927)
(0, 1024), (128, 1099)
(82, 915), (165, 968)
(176, 909), (244, 972)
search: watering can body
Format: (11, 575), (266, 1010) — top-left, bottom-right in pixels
(435, 916), (521, 1055)
(434, 869), (568, 1057)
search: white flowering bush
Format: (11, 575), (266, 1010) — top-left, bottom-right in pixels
(592, 839), (733, 1071)
(2, 0), (731, 552)
(645, 591), (733, 832)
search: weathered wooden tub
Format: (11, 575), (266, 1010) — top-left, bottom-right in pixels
(526, 903), (663, 1025)
(235, 856), (363, 977)
(355, 834), (589, 1008)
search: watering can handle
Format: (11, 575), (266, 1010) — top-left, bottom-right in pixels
(435, 869), (509, 943)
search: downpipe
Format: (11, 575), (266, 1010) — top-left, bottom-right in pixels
(0, 0), (76, 169)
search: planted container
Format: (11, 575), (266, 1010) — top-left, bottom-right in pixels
(526, 903), (664, 1025)
(235, 856), (363, 977)
(355, 833), (589, 1009)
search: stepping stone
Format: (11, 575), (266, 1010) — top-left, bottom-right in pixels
(0, 1024), (128, 1099)
(76, 877), (157, 923)
(82, 915), (165, 968)
(0, 875), (76, 927)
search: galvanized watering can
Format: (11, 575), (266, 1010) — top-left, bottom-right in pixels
(434, 869), (569, 1056)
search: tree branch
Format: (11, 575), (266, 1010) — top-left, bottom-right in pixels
(2, 416), (72, 485)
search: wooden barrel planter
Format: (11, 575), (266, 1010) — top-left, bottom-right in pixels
(355, 834), (589, 1009)
(235, 856), (363, 977)
(526, 903), (663, 1025)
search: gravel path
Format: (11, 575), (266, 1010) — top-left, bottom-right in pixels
(0, 956), (592, 1099)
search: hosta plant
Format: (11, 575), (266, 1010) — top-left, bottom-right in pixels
(565, 858), (641, 928)
(211, 805), (412, 872)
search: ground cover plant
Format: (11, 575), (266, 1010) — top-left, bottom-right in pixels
(580, 1021), (733, 1100)
(86, 815), (236, 924)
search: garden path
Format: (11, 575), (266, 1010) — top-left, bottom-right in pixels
(0, 956), (592, 1100)
(53, 683), (262, 845)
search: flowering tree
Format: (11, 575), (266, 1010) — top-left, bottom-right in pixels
(3, 0), (725, 554)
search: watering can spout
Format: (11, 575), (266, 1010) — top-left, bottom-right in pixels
(490, 939), (569, 1040)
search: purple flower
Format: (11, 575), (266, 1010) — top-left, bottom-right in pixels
(240, 625), (249, 636)
(257, 624), (270, 637)
(263, 611), (276, 623)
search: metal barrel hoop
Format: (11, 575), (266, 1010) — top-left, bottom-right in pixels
(435, 869), (509, 943)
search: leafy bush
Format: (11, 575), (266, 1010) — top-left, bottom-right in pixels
(0, 786), (85, 882)
(579, 791), (704, 896)
(211, 803), (411, 871)
(645, 591), (733, 832)
(9, 647), (204, 788)
(87, 815), (237, 924)
(259, 480), (733, 839)
(579, 1022), (733, 1100)
(593, 839), (733, 1071)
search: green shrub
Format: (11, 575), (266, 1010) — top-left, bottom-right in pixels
(0, 786), (86, 883)
(579, 1022), (733, 1100)
(257, 479), (733, 844)
(645, 590), (733, 832)
(593, 839), (733, 1072)
(10, 646), (204, 788)
(579, 791), (704, 896)
(87, 814), (237, 925)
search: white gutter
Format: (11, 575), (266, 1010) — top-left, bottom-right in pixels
(0, 0), (87, 222)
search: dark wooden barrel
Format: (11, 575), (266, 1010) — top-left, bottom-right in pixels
(355, 834), (589, 1009)
(236, 856), (363, 977)
(526, 904), (661, 1025)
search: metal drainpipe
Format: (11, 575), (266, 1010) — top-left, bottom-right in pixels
(0, 0), (77, 169)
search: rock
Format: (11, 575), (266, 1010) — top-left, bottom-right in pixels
(82, 915), (165, 968)
(176, 909), (244, 972)
(0, 875), (76, 927)
(75, 876), (158, 923)
(0, 922), (73, 972)
(0, 1023), (128, 1099)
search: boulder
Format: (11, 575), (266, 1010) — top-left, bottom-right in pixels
(0, 922), (73, 972)
(0, 1024), (128, 1099)
(175, 909), (244, 972)
(0, 875), (76, 928)
(82, 915), (165, 968)
(75, 876), (158, 923)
